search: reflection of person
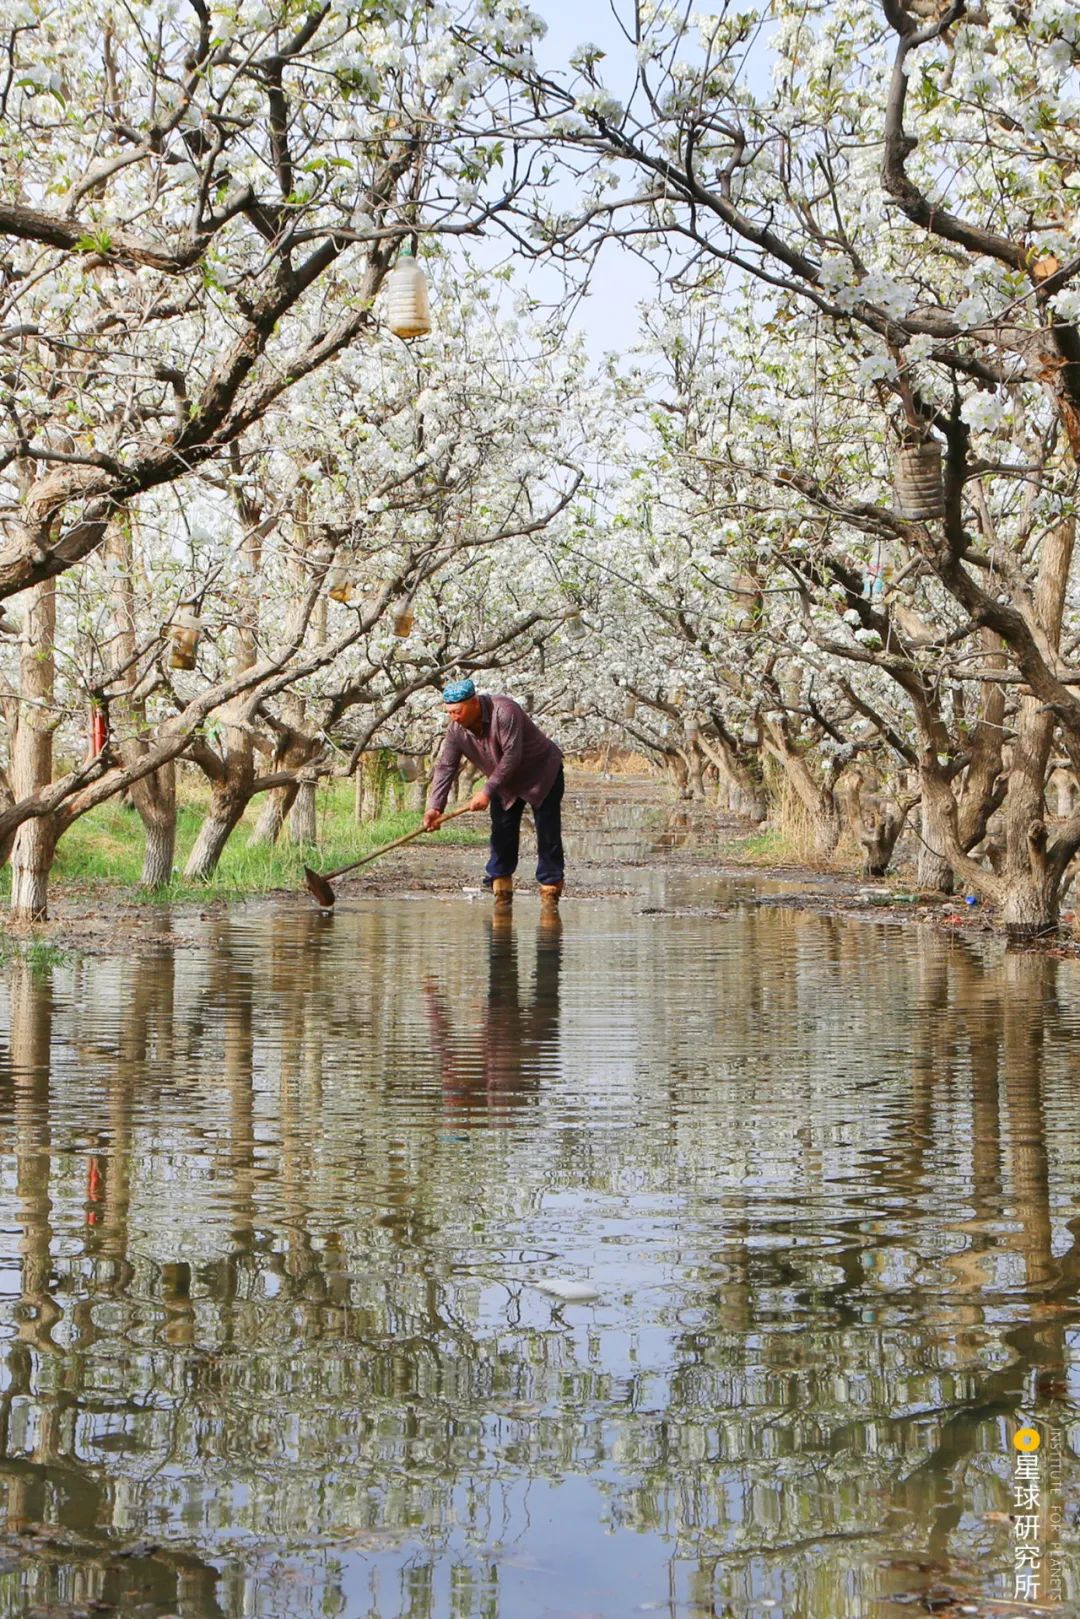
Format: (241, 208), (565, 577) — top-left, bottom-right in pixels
(423, 677), (565, 911)
(423, 913), (563, 1119)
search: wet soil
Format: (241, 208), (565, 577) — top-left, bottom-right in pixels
(10, 775), (1077, 959)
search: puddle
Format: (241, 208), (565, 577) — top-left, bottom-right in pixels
(0, 787), (1077, 1617)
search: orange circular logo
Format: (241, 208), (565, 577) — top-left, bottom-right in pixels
(1014, 1426), (1041, 1453)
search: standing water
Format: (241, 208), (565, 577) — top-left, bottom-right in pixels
(0, 794), (1078, 1618)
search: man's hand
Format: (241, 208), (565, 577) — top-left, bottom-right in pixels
(423, 808), (443, 832)
(468, 787), (491, 813)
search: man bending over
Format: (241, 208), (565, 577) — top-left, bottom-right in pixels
(424, 678), (565, 910)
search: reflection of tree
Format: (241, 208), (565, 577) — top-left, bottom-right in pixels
(601, 916), (1079, 1612)
(0, 906), (1075, 1619)
(0, 909), (577, 1619)
(0, 948), (228, 1617)
(887, 943), (1079, 1573)
(1, 960), (60, 1536)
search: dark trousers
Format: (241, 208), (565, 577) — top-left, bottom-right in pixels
(485, 768), (565, 886)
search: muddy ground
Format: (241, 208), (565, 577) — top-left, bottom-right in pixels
(7, 775), (1078, 961)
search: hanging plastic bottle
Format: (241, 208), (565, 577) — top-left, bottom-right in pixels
(393, 600), (415, 637)
(386, 244), (431, 340)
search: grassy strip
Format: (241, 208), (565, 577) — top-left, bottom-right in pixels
(0, 939), (73, 971)
(718, 827), (797, 865)
(0, 782), (486, 904)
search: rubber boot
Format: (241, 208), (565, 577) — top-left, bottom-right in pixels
(492, 876), (513, 908)
(539, 881), (563, 912)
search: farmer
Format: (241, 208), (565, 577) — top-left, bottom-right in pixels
(424, 678), (565, 909)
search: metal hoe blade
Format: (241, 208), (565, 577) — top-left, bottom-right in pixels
(304, 866), (337, 909)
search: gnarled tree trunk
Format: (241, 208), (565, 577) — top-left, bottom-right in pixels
(996, 520), (1076, 938)
(763, 719), (841, 857)
(699, 732), (766, 821)
(843, 771), (915, 877)
(249, 727), (322, 847)
(664, 750), (690, 799)
(685, 742), (706, 801)
(184, 731), (256, 881)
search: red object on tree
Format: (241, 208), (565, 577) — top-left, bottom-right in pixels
(91, 708), (107, 755)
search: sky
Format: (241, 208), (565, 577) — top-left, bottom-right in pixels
(493, 0), (661, 367)
(465, 0), (775, 369)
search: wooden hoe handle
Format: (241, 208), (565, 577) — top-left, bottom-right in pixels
(326, 801), (475, 881)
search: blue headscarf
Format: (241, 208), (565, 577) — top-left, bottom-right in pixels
(443, 677), (476, 703)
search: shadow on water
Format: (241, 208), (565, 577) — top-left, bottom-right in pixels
(0, 893), (1076, 1618)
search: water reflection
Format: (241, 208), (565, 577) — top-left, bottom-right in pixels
(0, 897), (1075, 1619)
(424, 912), (562, 1123)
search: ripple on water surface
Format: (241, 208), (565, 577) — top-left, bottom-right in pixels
(0, 874), (1077, 1619)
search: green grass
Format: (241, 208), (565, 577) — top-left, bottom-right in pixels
(0, 781), (486, 905)
(0, 939), (73, 972)
(719, 827), (790, 864)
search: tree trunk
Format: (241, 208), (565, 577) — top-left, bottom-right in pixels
(916, 797), (955, 894)
(131, 762), (176, 887)
(956, 631), (1006, 851)
(0, 771), (18, 869)
(185, 459), (265, 882)
(184, 725), (255, 882)
(10, 580), (58, 922)
(686, 743), (706, 801)
(10, 819), (57, 924)
(250, 783), (298, 847)
(138, 775), (177, 888)
(699, 734), (766, 820)
(665, 751), (690, 799)
(289, 780), (317, 844)
(763, 720), (841, 856)
(106, 518), (179, 889)
(844, 772), (913, 877)
(184, 784), (251, 882)
(999, 871), (1058, 941)
(996, 519), (1075, 937)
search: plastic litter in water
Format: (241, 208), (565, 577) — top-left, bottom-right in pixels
(532, 1278), (601, 1303)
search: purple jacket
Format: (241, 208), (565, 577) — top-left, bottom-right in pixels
(428, 695), (563, 812)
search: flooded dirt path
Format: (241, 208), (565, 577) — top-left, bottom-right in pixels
(0, 779), (1077, 1618)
